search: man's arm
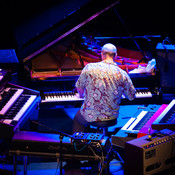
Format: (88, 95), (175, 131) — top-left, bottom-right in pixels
(75, 65), (88, 98)
(123, 74), (136, 101)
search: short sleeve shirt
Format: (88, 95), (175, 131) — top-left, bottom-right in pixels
(75, 60), (135, 122)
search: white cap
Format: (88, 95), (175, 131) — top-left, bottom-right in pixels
(101, 43), (117, 53)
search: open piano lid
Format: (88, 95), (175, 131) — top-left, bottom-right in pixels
(17, 0), (120, 63)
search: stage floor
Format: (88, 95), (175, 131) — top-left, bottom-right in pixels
(0, 158), (124, 175)
(0, 93), (175, 175)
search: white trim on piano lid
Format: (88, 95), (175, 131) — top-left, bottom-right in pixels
(0, 89), (24, 115)
(153, 99), (175, 124)
(13, 95), (37, 121)
(23, 1), (119, 63)
(121, 111), (148, 133)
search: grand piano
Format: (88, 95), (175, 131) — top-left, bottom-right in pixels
(14, 0), (161, 106)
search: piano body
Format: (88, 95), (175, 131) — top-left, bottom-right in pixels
(15, 0), (160, 106)
(0, 69), (41, 138)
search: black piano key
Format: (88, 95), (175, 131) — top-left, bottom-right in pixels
(4, 95), (30, 120)
(160, 105), (175, 124)
(0, 89), (17, 110)
(133, 111), (155, 131)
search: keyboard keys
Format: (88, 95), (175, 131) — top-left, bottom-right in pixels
(42, 88), (152, 103)
(42, 91), (83, 103)
(135, 88), (152, 98)
(0, 88), (24, 115)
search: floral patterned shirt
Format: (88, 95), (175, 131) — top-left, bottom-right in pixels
(75, 60), (135, 122)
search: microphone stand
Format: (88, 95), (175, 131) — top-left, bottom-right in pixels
(32, 121), (74, 175)
(59, 133), (63, 175)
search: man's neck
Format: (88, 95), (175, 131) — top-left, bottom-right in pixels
(103, 58), (114, 63)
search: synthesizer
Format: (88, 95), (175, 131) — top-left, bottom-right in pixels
(111, 104), (167, 148)
(119, 104), (167, 137)
(0, 71), (41, 138)
(41, 87), (152, 103)
(152, 99), (175, 131)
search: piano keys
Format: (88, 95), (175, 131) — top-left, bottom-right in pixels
(111, 104), (167, 147)
(152, 99), (175, 131)
(0, 88), (24, 115)
(0, 75), (41, 138)
(41, 91), (83, 103)
(122, 87), (152, 100)
(41, 87), (154, 105)
(118, 104), (168, 137)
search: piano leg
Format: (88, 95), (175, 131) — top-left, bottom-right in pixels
(13, 155), (28, 175)
(24, 156), (28, 175)
(13, 155), (17, 175)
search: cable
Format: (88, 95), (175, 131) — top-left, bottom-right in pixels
(73, 141), (90, 152)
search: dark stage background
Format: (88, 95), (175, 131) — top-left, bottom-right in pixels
(0, 0), (174, 53)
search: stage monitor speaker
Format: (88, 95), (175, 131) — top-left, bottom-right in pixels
(124, 129), (175, 175)
(156, 43), (175, 93)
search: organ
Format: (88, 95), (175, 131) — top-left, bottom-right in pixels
(0, 69), (41, 138)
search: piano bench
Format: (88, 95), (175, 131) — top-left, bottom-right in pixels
(89, 118), (117, 136)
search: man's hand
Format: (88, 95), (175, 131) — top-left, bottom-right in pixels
(77, 88), (85, 98)
(72, 87), (78, 93)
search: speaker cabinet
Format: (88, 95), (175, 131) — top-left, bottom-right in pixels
(125, 129), (175, 175)
(156, 43), (175, 93)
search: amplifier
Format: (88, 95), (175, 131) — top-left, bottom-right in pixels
(156, 43), (175, 93)
(124, 129), (175, 175)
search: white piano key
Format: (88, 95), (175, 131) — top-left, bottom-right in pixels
(135, 92), (152, 98)
(42, 93), (84, 103)
(0, 89), (24, 115)
(122, 88), (152, 99)
(13, 95), (37, 121)
(127, 111), (148, 131)
(3, 119), (12, 124)
(121, 117), (137, 130)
